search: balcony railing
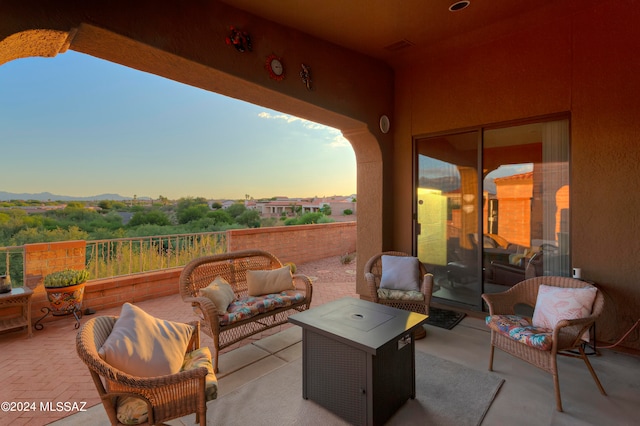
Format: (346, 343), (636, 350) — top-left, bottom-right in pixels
(86, 231), (228, 280)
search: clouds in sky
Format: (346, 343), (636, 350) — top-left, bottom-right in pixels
(257, 111), (350, 148)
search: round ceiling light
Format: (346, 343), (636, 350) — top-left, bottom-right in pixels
(449, 1), (470, 12)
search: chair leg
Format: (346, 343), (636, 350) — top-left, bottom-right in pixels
(553, 371), (563, 412)
(579, 346), (607, 395)
(488, 344), (495, 371)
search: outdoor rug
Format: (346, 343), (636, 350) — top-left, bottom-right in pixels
(206, 351), (504, 426)
(426, 306), (467, 329)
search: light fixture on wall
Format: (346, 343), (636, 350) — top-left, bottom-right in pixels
(449, 1), (470, 12)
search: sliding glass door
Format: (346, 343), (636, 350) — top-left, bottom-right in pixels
(415, 118), (570, 309)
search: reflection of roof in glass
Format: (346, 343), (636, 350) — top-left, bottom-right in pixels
(494, 171), (534, 183)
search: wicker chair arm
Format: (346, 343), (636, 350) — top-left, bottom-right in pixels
(292, 274), (313, 300)
(364, 272), (380, 302)
(420, 273), (434, 297)
(185, 296), (221, 329)
(551, 315), (596, 347)
(112, 365), (209, 389)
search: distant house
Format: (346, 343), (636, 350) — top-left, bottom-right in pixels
(259, 195), (356, 217)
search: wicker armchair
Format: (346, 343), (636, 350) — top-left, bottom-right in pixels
(364, 251), (433, 339)
(482, 276), (607, 412)
(76, 316), (212, 425)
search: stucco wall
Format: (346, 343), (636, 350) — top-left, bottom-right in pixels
(393, 1), (640, 349)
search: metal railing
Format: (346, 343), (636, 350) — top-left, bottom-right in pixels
(0, 245), (25, 287)
(86, 231), (228, 280)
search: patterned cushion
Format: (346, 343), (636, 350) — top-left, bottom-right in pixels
(116, 396), (148, 425)
(218, 290), (305, 326)
(377, 288), (425, 301)
(115, 347), (218, 425)
(485, 314), (553, 351)
(182, 347), (218, 401)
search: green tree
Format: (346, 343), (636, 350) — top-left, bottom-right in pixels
(128, 210), (171, 227)
(236, 209), (261, 228)
(177, 205), (209, 224)
(98, 200), (112, 210)
(319, 204), (332, 216)
(206, 209), (233, 225)
(225, 203), (247, 219)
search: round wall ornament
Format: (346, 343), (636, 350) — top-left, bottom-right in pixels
(266, 54), (285, 80)
(379, 115), (390, 134)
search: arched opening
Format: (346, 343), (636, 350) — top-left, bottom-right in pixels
(0, 25), (384, 295)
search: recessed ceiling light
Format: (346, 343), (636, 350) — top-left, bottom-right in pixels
(449, 1), (470, 12)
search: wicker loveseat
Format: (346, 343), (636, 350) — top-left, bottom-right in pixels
(179, 249), (313, 372)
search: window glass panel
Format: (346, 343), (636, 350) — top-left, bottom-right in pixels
(483, 119), (570, 294)
(416, 131), (481, 307)
(414, 118), (570, 308)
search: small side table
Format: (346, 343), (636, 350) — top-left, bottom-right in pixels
(0, 287), (34, 337)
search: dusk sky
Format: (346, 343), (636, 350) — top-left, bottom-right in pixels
(0, 50), (356, 201)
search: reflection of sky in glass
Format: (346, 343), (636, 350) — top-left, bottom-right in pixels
(418, 156), (461, 192)
(419, 156), (534, 194)
(418, 156), (459, 178)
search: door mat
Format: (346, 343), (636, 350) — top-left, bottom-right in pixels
(426, 306), (466, 329)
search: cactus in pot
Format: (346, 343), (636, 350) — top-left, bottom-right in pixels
(43, 269), (89, 316)
(44, 269), (89, 288)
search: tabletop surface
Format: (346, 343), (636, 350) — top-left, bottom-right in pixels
(0, 287), (34, 299)
(289, 297), (427, 353)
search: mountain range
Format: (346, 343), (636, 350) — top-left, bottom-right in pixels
(0, 191), (134, 202)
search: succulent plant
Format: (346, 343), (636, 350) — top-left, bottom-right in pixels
(44, 269), (90, 288)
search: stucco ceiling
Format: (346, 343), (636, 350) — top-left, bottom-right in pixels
(219, 0), (564, 65)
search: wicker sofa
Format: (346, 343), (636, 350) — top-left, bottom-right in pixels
(179, 249), (313, 372)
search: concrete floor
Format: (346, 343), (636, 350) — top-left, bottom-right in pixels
(51, 315), (639, 426)
(2, 252), (637, 426)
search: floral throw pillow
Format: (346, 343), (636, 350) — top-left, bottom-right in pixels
(532, 284), (597, 341)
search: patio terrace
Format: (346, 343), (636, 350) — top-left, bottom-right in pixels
(1, 255), (638, 425)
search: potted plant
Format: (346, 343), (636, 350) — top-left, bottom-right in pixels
(43, 269), (89, 316)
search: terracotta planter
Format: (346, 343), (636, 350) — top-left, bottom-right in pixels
(45, 283), (86, 315)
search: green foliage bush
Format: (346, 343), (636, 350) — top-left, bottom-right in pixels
(284, 212), (335, 226)
(225, 203), (247, 218)
(343, 209), (353, 215)
(128, 210), (171, 227)
(177, 205), (209, 224)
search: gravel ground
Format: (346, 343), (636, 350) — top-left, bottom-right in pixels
(295, 254), (358, 283)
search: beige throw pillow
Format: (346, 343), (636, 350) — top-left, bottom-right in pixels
(200, 276), (236, 314)
(98, 302), (194, 377)
(246, 265), (294, 296)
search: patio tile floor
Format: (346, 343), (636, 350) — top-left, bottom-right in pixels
(0, 256), (358, 425)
